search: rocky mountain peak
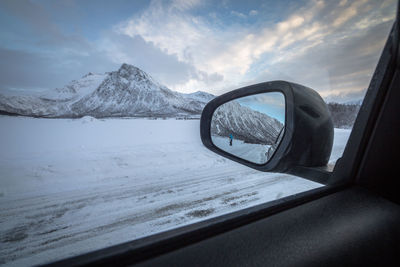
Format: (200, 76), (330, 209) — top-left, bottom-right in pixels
(118, 63), (151, 82)
(82, 72), (94, 78)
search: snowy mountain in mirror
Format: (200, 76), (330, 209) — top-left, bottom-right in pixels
(211, 92), (285, 164)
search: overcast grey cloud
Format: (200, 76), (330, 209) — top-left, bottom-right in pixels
(0, 48), (55, 90)
(1, 0), (58, 36)
(0, 46), (119, 92)
(0, 0), (91, 50)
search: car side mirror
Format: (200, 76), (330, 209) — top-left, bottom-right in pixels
(200, 81), (334, 184)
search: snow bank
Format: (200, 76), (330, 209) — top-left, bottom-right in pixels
(79, 115), (97, 124)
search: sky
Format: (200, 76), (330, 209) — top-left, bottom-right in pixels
(237, 92), (285, 123)
(0, 0), (397, 102)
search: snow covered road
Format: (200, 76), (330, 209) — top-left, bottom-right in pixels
(0, 116), (350, 266)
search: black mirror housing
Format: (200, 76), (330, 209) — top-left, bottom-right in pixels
(200, 81), (334, 182)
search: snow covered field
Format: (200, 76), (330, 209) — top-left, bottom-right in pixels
(0, 116), (350, 266)
(212, 135), (271, 164)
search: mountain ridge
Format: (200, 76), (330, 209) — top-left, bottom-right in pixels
(0, 64), (215, 118)
(211, 101), (284, 145)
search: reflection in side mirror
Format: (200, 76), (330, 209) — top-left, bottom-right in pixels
(210, 92), (285, 164)
(201, 81), (334, 183)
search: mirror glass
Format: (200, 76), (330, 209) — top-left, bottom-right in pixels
(211, 92), (285, 164)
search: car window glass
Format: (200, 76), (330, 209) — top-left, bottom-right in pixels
(0, 0), (396, 265)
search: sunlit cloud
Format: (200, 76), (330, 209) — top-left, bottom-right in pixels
(332, 0), (363, 27)
(114, 0), (395, 101)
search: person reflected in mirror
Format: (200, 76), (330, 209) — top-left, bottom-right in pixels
(229, 134), (233, 146)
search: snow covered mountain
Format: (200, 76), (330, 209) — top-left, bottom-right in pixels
(42, 72), (107, 101)
(211, 101), (284, 145)
(0, 64), (215, 118)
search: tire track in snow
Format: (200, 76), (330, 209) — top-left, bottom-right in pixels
(1, 167), (294, 265)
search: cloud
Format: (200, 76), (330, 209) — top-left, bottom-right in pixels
(117, 0), (331, 92)
(249, 10), (258, 16)
(0, 0), (397, 102)
(116, 0), (231, 91)
(210, 0), (396, 102)
(115, 0), (396, 100)
(231, 10), (246, 19)
(0, 0), (91, 50)
(0, 46), (118, 92)
(0, 0), (224, 94)
(170, 0), (202, 11)
(1, 0), (58, 36)
(99, 33), (193, 85)
(118, 0), (208, 63)
(248, 17), (394, 102)
(332, 0), (367, 27)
